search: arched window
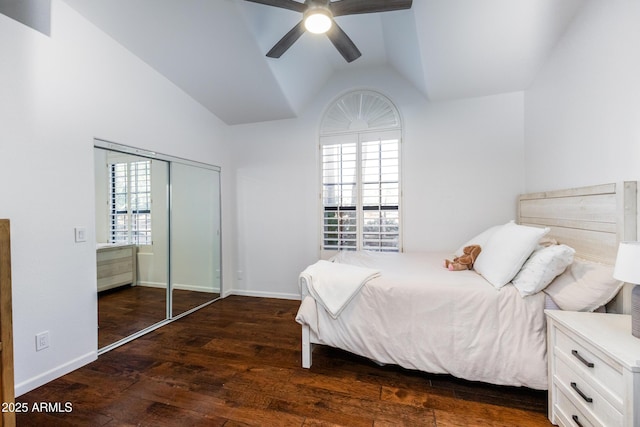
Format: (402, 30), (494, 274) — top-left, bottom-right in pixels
(319, 90), (402, 256)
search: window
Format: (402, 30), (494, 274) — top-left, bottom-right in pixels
(321, 131), (400, 252)
(109, 160), (152, 245)
(320, 91), (402, 255)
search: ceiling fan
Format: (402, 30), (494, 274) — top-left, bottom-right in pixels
(244, 0), (413, 63)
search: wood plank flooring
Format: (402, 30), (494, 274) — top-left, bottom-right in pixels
(18, 296), (552, 426)
(98, 286), (219, 349)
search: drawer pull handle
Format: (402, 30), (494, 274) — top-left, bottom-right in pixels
(572, 415), (584, 427)
(572, 350), (594, 368)
(570, 382), (593, 403)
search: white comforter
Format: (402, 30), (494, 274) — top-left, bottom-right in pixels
(302, 260), (380, 319)
(295, 251), (548, 390)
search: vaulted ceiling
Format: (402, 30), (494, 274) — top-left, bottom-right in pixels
(61, 0), (585, 125)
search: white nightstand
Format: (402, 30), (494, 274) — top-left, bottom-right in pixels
(546, 310), (640, 427)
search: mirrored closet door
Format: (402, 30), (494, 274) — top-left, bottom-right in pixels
(171, 162), (221, 317)
(94, 141), (222, 353)
(94, 148), (169, 349)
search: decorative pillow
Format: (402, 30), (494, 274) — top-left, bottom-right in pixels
(454, 224), (504, 257)
(544, 294), (561, 310)
(473, 221), (550, 289)
(512, 244), (575, 297)
(543, 258), (623, 312)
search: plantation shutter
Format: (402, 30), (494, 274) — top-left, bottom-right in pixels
(360, 130), (400, 251)
(109, 160), (152, 245)
(321, 130), (401, 256)
(321, 134), (359, 252)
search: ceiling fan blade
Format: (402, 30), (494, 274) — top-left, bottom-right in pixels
(244, 0), (306, 13)
(266, 21), (306, 58)
(330, 0), (412, 17)
(326, 22), (361, 63)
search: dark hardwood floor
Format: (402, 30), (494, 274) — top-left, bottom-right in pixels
(19, 296), (551, 426)
(98, 286), (220, 349)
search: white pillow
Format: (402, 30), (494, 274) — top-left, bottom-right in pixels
(454, 224), (504, 257)
(474, 221), (550, 289)
(512, 244), (575, 297)
(543, 258), (623, 312)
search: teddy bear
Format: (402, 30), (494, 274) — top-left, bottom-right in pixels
(443, 245), (482, 271)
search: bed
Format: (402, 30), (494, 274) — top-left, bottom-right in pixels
(295, 182), (638, 390)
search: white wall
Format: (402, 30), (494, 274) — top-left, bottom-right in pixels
(524, 0), (640, 192)
(230, 66), (526, 299)
(0, 0), (231, 395)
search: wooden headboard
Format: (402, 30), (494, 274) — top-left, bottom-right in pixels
(518, 182), (638, 313)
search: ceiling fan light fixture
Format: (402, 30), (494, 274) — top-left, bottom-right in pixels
(247, 0), (413, 62)
(304, 9), (332, 34)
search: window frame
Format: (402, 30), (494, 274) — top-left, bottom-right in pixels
(319, 129), (402, 258)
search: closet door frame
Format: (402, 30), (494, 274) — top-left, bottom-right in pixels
(94, 139), (222, 355)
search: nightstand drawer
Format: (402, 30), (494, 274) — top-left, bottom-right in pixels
(555, 357), (623, 426)
(555, 327), (624, 401)
(555, 388), (597, 427)
(546, 311), (640, 427)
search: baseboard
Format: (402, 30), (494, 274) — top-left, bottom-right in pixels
(15, 351), (97, 397)
(137, 281), (220, 293)
(173, 283), (220, 293)
(229, 289), (301, 301)
(136, 281), (166, 289)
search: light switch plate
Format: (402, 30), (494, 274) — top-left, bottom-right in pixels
(74, 227), (87, 243)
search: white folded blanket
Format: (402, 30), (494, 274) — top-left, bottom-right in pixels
(301, 260), (380, 319)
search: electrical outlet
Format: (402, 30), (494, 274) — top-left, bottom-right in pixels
(36, 331), (50, 351)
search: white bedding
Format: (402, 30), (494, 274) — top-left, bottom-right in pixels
(295, 251), (548, 390)
(301, 260), (380, 319)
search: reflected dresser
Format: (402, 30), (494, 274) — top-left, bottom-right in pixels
(96, 243), (136, 292)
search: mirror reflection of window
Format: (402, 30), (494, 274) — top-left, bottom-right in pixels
(109, 160), (152, 245)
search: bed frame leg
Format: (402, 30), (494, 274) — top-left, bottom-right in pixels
(302, 324), (313, 368)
